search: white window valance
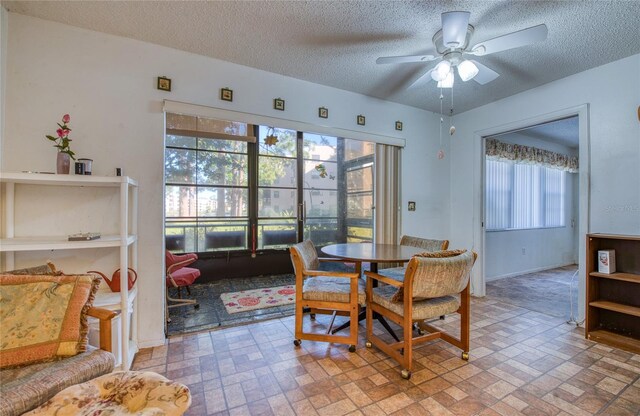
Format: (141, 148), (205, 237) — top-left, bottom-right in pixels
(164, 100), (405, 147)
(485, 138), (578, 173)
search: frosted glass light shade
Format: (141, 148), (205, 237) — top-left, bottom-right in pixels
(431, 61), (451, 82)
(437, 70), (454, 88)
(458, 60), (479, 82)
(442, 11), (470, 48)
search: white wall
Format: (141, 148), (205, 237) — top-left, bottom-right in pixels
(2, 13), (448, 347)
(450, 54), (640, 316)
(0, 6), (6, 171)
(485, 132), (578, 280)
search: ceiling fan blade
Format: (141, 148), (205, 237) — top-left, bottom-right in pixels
(470, 24), (548, 56)
(469, 60), (499, 85)
(376, 54), (437, 64)
(407, 69), (435, 89)
(442, 11), (470, 48)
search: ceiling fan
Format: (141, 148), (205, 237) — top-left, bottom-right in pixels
(376, 11), (548, 88)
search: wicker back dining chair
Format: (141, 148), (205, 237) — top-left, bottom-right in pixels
(400, 235), (449, 251)
(380, 236), (450, 282)
(364, 250), (477, 379)
(289, 240), (366, 352)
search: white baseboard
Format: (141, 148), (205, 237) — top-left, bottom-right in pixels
(137, 337), (166, 349)
(486, 262), (577, 282)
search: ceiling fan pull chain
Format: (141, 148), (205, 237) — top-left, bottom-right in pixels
(449, 88), (456, 136)
(439, 89), (444, 146)
(438, 89), (445, 160)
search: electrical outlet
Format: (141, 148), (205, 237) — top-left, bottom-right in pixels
(521, 247), (526, 255)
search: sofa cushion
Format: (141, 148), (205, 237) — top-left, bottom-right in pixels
(25, 371), (191, 416)
(0, 273), (100, 368)
(0, 346), (115, 416)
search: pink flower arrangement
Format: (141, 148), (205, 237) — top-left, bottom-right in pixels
(45, 114), (76, 159)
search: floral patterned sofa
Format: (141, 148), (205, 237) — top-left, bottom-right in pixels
(0, 343), (116, 416)
(0, 269), (118, 416)
(24, 371), (191, 415)
(0, 267), (191, 415)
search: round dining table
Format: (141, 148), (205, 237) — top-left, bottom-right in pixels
(321, 243), (425, 273)
(320, 243), (425, 340)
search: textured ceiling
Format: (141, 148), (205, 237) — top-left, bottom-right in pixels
(499, 116), (579, 148)
(4, 1), (640, 113)
(521, 116), (579, 149)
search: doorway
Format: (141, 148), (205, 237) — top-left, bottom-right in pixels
(483, 116), (579, 318)
(475, 106), (590, 323)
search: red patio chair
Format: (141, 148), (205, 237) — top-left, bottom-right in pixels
(165, 251), (201, 322)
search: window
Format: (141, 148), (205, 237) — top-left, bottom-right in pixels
(257, 127), (298, 249)
(165, 113), (379, 253)
(486, 159), (565, 231)
(165, 114), (252, 252)
(302, 133), (375, 245)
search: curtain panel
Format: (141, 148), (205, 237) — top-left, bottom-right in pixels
(374, 144), (400, 268)
(485, 138), (578, 173)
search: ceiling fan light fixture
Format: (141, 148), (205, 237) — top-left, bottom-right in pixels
(458, 60), (479, 81)
(442, 11), (470, 48)
(437, 69), (454, 88)
(431, 60), (451, 82)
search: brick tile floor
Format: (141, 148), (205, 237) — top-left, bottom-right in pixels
(133, 297), (640, 415)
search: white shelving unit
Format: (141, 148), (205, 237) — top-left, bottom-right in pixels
(0, 172), (139, 370)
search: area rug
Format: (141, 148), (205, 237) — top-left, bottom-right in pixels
(221, 285), (296, 314)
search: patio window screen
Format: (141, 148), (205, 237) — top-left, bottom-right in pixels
(165, 110), (401, 254)
(165, 113), (251, 252)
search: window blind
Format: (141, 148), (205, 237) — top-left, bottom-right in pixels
(486, 160), (565, 231)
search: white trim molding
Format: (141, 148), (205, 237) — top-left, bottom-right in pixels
(164, 100), (406, 147)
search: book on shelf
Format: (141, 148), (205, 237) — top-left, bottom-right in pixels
(68, 232), (101, 241)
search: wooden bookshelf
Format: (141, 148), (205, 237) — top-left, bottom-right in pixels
(586, 234), (640, 354)
(589, 301), (640, 318)
(589, 271), (640, 284)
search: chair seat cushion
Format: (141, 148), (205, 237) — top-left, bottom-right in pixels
(0, 346), (115, 416)
(303, 276), (366, 306)
(167, 267), (200, 287)
(24, 371), (191, 416)
(378, 267), (406, 282)
(372, 285), (459, 320)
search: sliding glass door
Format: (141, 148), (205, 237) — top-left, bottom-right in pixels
(257, 126), (298, 249)
(165, 115), (251, 252)
(302, 133), (340, 246)
(344, 140), (375, 243)
(301, 134), (375, 247)
(165, 113), (377, 253)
